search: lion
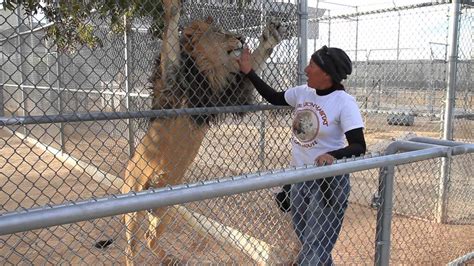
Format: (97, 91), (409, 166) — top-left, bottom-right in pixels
(120, 0), (285, 264)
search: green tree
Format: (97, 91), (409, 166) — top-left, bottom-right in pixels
(2, 0), (164, 52)
(2, 0), (250, 52)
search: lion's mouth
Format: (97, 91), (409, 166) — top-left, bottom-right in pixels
(227, 49), (242, 57)
(228, 48), (243, 58)
(228, 42), (243, 58)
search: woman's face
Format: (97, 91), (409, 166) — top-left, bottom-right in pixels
(304, 59), (332, 89)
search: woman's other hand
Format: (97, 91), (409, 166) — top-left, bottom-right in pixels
(315, 153), (336, 166)
(237, 47), (252, 74)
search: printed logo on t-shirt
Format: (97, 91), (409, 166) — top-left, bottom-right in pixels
(292, 108), (319, 144)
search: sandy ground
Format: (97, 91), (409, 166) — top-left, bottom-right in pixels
(1, 113), (473, 264)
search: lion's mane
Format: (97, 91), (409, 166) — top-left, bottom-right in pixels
(149, 19), (253, 126)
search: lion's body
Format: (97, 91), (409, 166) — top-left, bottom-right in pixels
(121, 0), (284, 264)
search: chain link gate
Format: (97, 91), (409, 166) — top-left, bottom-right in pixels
(0, 0), (473, 265)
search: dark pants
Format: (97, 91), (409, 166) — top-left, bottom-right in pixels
(290, 174), (350, 265)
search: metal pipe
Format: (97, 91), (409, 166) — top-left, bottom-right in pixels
(374, 140), (439, 266)
(0, 147), (455, 236)
(412, 135), (474, 223)
(56, 53), (66, 152)
(0, 104), (291, 126)
(327, 10), (331, 46)
(442, 0), (461, 223)
(0, 83), (3, 117)
(354, 6), (359, 80)
(443, 0), (461, 141)
(0, 83), (151, 97)
(258, 5), (266, 171)
(375, 163), (394, 266)
(384, 140), (442, 154)
(298, 0), (308, 85)
(16, 7), (28, 135)
(258, 111), (266, 170)
(409, 137), (468, 147)
(447, 251), (474, 266)
(0, 53), (4, 117)
(123, 15), (135, 156)
(395, 1), (401, 85)
(315, 2), (444, 22)
(374, 139), (474, 264)
(0, 22), (55, 45)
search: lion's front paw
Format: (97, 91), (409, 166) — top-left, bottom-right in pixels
(261, 19), (286, 48)
(162, 0), (182, 17)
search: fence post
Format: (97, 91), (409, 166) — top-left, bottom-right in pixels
(16, 7), (28, 135)
(258, 111), (266, 170)
(0, 83), (4, 117)
(374, 164), (395, 266)
(0, 52), (4, 117)
(257, 3), (267, 170)
(438, 0), (461, 223)
(297, 0), (308, 85)
(56, 52), (66, 152)
(124, 15), (135, 156)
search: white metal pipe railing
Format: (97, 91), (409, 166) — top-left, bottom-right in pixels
(123, 15), (135, 156)
(443, 0), (461, 141)
(439, 0), (462, 224)
(1, 142), (473, 237)
(448, 251), (474, 266)
(373, 138), (473, 266)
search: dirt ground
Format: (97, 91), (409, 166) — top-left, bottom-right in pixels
(1, 114), (473, 264)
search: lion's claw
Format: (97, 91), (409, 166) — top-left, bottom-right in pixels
(261, 19), (286, 48)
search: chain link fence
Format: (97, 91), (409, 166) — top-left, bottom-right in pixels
(0, 0), (473, 264)
(313, 2), (473, 142)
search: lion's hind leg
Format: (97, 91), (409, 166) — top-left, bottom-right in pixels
(123, 210), (149, 265)
(146, 206), (181, 264)
(122, 146), (163, 265)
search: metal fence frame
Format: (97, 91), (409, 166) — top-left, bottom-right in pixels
(0, 137), (473, 265)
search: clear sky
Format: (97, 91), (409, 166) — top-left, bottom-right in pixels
(4, 0), (471, 61)
(274, 0), (471, 61)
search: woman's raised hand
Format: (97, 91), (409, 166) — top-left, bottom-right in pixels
(237, 47), (252, 74)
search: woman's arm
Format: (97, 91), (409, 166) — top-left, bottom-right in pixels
(328, 127), (366, 159)
(246, 70), (288, 106)
(315, 127), (366, 165)
(238, 48), (289, 106)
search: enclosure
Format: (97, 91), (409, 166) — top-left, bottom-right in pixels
(0, 0), (473, 264)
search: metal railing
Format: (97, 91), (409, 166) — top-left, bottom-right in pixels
(1, 137), (473, 264)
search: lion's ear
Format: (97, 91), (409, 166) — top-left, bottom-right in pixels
(205, 16), (214, 24)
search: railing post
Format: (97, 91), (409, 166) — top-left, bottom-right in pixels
(124, 15), (135, 156)
(297, 0), (308, 85)
(0, 53), (4, 116)
(258, 111), (266, 170)
(0, 83), (4, 117)
(375, 164), (395, 266)
(56, 53), (66, 152)
(16, 6), (28, 135)
(438, 0), (461, 224)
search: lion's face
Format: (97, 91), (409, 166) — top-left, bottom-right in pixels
(182, 19), (244, 91)
(152, 18), (253, 125)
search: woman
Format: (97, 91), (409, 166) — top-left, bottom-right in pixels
(238, 45), (366, 265)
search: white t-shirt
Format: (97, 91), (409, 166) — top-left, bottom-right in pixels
(284, 85), (364, 166)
